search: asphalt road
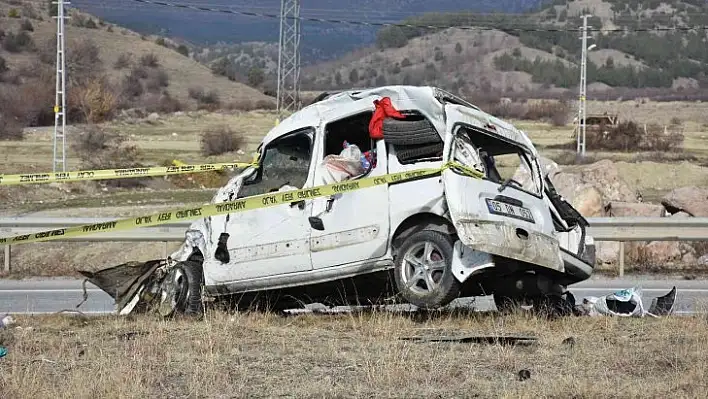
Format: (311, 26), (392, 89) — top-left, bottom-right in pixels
(1, 276), (706, 315)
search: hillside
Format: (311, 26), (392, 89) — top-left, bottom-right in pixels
(0, 0), (274, 135)
(71, 0), (544, 62)
(297, 0), (708, 95)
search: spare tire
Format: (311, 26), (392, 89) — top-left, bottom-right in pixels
(383, 118), (441, 146)
(396, 142), (444, 163)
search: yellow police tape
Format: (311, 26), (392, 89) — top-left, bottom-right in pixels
(0, 161), (257, 186)
(0, 162), (484, 246)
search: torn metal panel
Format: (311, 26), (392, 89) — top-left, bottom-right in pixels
(455, 219), (564, 273)
(78, 259), (166, 312)
(577, 286), (677, 317)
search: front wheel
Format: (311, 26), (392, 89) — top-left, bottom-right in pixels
(393, 230), (461, 309)
(157, 261), (204, 317)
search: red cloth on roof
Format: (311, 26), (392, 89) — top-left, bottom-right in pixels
(368, 97), (404, 140)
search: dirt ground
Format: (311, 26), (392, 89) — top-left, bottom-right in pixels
(0, 310), (706, 398)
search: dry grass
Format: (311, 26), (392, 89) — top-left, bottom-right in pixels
(1, 311), (707, 398)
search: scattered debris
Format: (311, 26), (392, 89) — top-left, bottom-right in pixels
(577, 286), (677, 317)
(1, 315), (14, 329)
(115, 331), (150, 341)
(562, 337), (576, 348)
(517, 369), (531, 381)
(400, 334), (537, 346)
(0, 347), (6, 359)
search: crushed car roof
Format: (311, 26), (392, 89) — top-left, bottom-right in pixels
(262, 85), (536, 154)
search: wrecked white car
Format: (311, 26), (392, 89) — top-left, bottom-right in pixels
(81, 85), (596, 316)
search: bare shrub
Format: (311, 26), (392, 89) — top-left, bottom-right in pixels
(22, 3), (41, 20)
(227, 100), (255, 111)
(488, 101), (527, 120)
(188, 87), (221, 110)
(255, 100), (277, 110)
(2, 31), (33, 53)
(643, 124), (684, 152)
(188, 87), (204, 100)
(69, 77), (117, 123)
(0, 114), (24, 141)
(200, 126), (244, 156)
(145, 69), (169, 93)
(120, 73), (143, 99)
(71, 126), (146, 187)
(142, 92), (183, 114)
(67, 39), (102, 85)
(131, 65), (149, 80)
(114, 53), (132, 69)
(139, 53), (159, 68)
(525, 100), (570, 126)
(19, 19), (34, 32)
(584, 121), (684, 152)
(0, 73), (55, 127)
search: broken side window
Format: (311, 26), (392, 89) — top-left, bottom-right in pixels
(453, 125), (542, 197)
(323, 111), (374, 156)
(239, 128), (314, 198)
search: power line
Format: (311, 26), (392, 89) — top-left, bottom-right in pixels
(124, 0), (708, 33)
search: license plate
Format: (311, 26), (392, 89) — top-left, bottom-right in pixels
(485, 198), (534, 223)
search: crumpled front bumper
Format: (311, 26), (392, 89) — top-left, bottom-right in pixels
(453, 219), (564, 273)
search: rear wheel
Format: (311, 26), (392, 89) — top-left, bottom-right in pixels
(157, 261), (204, 317)
(393, 230), (461, 309)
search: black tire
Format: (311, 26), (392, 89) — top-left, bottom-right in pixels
(393, 230), (461, 309)
(395, 142), (444, 162)
(383, 118), (441, 146)
(161, 261), (204, 317)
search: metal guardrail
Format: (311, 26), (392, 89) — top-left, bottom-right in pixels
(2, 217), (708, 275)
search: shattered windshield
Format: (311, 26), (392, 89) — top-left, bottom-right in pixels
(451, 126), (542, 196)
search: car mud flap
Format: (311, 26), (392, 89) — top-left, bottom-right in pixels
(77, 259), (166, 312)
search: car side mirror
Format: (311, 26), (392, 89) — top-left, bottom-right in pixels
(308, 216), (325, 231)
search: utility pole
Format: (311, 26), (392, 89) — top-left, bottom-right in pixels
(276, 0), (301, 119)
(52, 0), (68, 172)
(577, 14), (591, 157)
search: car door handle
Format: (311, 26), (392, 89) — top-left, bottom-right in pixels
(325, 196), (335, 212)
(290, 200), (306, 210)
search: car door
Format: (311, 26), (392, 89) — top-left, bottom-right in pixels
(201, 127), (316, 287)
(308, 111), (391, 270)
(441, 104), (564, 272)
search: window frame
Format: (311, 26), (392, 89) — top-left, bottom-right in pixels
(241, 127), (316, 194)
(320, 112), (378, 179)
(450, 123), (544, 199)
